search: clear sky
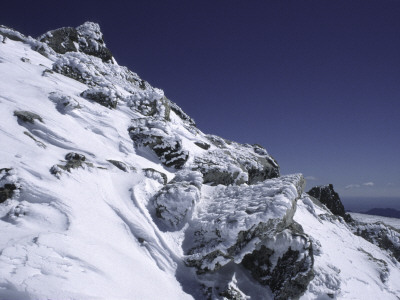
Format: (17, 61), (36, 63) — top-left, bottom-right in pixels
(2, 0), (400, 198)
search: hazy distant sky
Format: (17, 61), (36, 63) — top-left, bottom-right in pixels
(2, 1), (400, 198)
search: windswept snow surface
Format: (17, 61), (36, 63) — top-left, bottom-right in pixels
(350, 213), (400, 230)
(1, 23), (400, 300)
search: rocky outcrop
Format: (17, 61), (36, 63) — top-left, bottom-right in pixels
(0, 168), (20, 203)
(128, 118), (189, 169)
(50, 152), (93, 177)
(183, 174), (312, 299)
(308, 184), (352, 222)
(80, 87), (121, 109)
(38, 22), (113, 63)
(193, 136), (279, 186)
(242, 225), (314, 300)
(128, 95), (170, 120)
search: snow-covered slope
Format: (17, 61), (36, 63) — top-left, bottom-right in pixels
(1, 23), (400, 299)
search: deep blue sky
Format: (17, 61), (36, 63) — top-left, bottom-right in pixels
(2, 1), (400, 198)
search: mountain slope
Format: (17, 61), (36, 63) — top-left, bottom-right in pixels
(1, 23), (400, 300)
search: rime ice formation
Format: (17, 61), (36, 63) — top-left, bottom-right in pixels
(1, 22), (400, 300)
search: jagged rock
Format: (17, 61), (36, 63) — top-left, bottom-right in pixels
(351, 221), (400, 262)
(308, 184), (352, 222)
(241, 223), (314, 300)
(152, 170), (202, 230)
(14, 110), (43, 124)
(143, 168), (168, 185)
(80, 87), (121, 109)
(169, 100), (196, 126)
(0, 168), (20, 203)
(38, 22), (113, 63)
(50, 152), (92, 177)
(128, 118), (189, 169)
(193, 136), (279, 186)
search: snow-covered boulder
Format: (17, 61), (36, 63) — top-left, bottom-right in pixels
(192, 135), (279, 186)
(80, 86), (122, 109)
(152, 170), (202, 230)
(184, 174), (312, 299)
(38, 22), (113, 63)
(128, 118), (189, 169)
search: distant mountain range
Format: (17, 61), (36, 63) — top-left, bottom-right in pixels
(363, 208), (400, 219)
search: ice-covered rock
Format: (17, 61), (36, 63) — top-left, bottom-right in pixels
(152, 170), (202, 230)
(184, 174), (312, 298)
(80, 86), (121, 109)
(192, 136), (279, 186)
(38, 22), (113, 63)
(128, 118), (189, 169)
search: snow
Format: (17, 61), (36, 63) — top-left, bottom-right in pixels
(296, 195), (400, 299)
(350, 212), (400, 230)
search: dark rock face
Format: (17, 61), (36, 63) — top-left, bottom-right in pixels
(38, 22), (113, 63)
(80, 87), (120, 109)
(14, 111), (43, 124)
(0, 168), (20, 203)
(241, 226), (314, 300)
(308, 184), (352, 222)
(352, 222), (400, 263)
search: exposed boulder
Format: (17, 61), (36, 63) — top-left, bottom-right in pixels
(0, 168), (20, 203)
(80, 87), (121, 109)
(38, 22), (113, 63)
(152, 170), (202, 230)
(128, 118), (189, 169)
(14, 110), (43, 124)
(307, 184), (352, 222)
(50, 152), (93, 177)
